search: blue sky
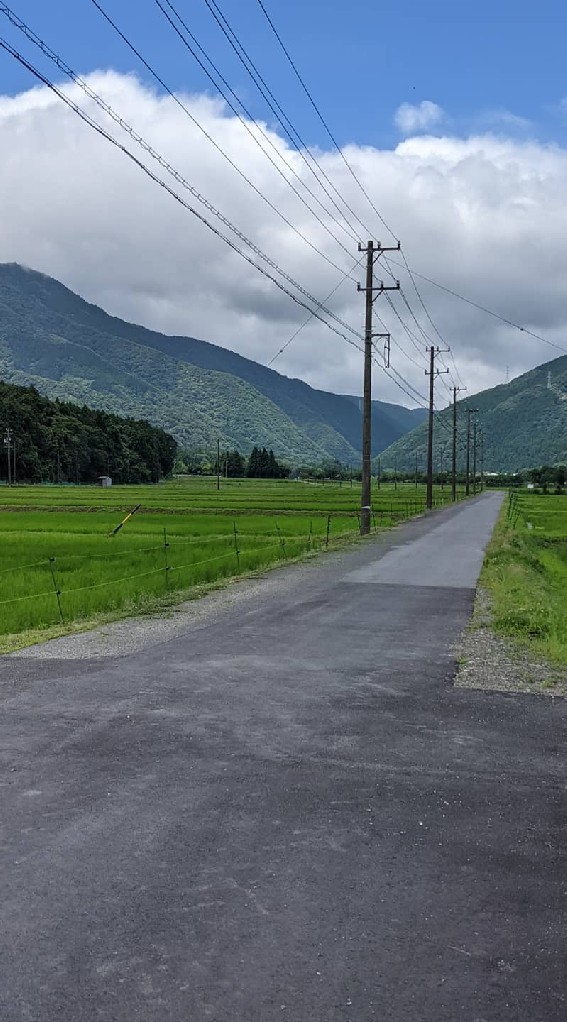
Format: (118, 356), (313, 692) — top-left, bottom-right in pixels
(3, 0), (567, 148)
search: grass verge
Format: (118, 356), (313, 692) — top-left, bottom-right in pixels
(479, 500), (567, 667)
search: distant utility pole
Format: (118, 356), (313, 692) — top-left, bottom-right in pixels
(465, 407), (479, 496)
(3, 428), (12, 486)
(472, 421), (478, 495)
(451, 385), (465, 502)
(480, 429), (485, 490)
(415, 451), (418, 489)
(440, 446), (445, 490)
(216, 439), (221, 491)
(425, 347), (449, 510)
(357, 240), (400, 535)
(394, 455), (398, 490)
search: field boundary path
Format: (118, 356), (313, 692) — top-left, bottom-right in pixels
(1, 491), (565, 1021)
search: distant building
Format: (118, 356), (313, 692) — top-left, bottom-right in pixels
(98, 475), (112, 488)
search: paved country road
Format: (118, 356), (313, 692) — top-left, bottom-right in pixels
(0, 492), (565, 1021)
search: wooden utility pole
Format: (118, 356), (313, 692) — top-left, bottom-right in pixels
(472, 421), (478, 495)
(425, 347), (449, 510)
(216, 438), (220, 491)
(451, 385), (465, 502)
(3, 428), (12, 487)
(357, 241), (400, 535)
(465, 407), (478, 496)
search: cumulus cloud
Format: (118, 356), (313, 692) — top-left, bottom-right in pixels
(0, 71), (566, 409)
(394, 100), (444, 135)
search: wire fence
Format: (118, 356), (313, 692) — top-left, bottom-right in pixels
(0, 497), (460, 635)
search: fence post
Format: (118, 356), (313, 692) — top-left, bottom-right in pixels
(163, 528), (170, 589)
(48, 557), (64, 623)
(326, 514), (331, 547)
(233, 520), (240, 570)
(275, 521), (286, 555)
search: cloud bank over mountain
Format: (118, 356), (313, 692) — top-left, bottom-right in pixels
(1, 72), (566, 406)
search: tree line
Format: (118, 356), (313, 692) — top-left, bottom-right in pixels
(0, 381), (177, 484)
(176, 445), (289, 478)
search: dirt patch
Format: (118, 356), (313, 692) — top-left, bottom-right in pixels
(455, 587), (567, 697)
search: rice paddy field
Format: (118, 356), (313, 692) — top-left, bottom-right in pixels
(0, 478), (459, 650)
(482, 490), (567, 665)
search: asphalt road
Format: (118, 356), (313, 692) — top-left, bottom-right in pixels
(0, 492), (565, 1022)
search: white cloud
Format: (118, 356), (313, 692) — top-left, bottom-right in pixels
(478, 109), (532, 132)
(0, 72), (567, 410)
(394, 100), (444, 135)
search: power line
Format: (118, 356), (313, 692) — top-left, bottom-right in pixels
(269, 255), (363, 366)
(253, 0), (398, 243)
(0, 8), (362, 344)
(86, 0), (359, 283)
(152, 0), (357, 255)
(386, 258), (567, 357)
(200, 0), (366, 241)
(0, 35), (363, 355)
(253, 1), (472, 386)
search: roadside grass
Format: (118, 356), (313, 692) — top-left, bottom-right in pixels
(480, 493), (567, 665)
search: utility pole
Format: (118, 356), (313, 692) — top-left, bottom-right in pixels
(465, 407), (479, 496)
(451, 385), (465, 502)
(472, 421), (478, 495)
(440, 446), (445, 490)
(3, 428), (12, 486)
(425, 347), (449, 510)
(12, 438), (16, 486)
(480, 430), (485, 491)
(394, 455), (398, 490)
(377, 457), (381, 489)
(216, 438), (220, 491)
(415, 451), (418, 489)
(357, 241), (400, 535)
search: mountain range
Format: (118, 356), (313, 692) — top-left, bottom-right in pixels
(0, 263), (426, 464)
(378, 354), (567, 474)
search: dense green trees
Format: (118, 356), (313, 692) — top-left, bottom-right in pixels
(247, 447), (288, 478)
(0, 382), (177, 484)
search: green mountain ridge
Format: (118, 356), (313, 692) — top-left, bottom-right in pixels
(0, 263), (426, 463)
(377, 356), (567, 474)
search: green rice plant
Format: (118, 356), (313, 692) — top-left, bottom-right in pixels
(0, 477), (454, 647)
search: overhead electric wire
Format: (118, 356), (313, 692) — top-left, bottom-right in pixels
(200, 0), (367, 240)
(0, 35), (364, 355)
(386, 258), (567, 357)
(254, 0), (399, 244)
(253, 0), (476, 389)
(152, 0), (358, 256)
(86, 0), (359, 283)
(268, 255), (363, 366)
(0, 7), (363, 344)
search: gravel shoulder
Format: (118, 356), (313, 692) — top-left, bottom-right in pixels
(455, 586), (567, 697)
